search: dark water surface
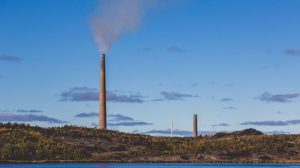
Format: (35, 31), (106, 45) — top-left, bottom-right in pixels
(1, 163), (300, 168)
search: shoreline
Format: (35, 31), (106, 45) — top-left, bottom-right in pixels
(1, 160), (300, 164)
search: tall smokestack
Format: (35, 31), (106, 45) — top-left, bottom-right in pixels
(99, 54), (107, 129)
(193, 114), (198, 138)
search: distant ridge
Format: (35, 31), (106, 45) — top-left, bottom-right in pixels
(214, 128), (264, 138)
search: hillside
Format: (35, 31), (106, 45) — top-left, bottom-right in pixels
(0, 123), (300, 163)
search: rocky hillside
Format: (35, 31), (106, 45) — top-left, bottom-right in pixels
(0, 123), (300, 163)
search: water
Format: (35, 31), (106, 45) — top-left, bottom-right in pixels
(0, 163), (300, 168)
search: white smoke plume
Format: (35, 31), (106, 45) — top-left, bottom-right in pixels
(90, 0), (155, 54)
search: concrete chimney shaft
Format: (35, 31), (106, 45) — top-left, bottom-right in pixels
(193, 114), (198, 138)
(99, 54), (107, 129)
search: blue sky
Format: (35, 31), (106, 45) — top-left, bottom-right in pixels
(1, 0), (300, 136)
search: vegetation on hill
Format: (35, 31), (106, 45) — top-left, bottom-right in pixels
(0, 123), (299, 162)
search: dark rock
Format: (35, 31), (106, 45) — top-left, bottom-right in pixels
(288, 150), (298, 156)
(218, 151), (251, 160)
(108, 145), (126, 151)
(258, 155), (272, 160)
(196, 154), (204, 159)
(180, 154), (189, 160)
(214, 132), (228, 138)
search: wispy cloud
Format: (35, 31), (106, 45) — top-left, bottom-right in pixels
(152, 98), (164, 102)
(223, 106), (236, 110)
(191, 83), (198, 87)
(241, 119), (300, 126)
(0, 113), (67, 124)
(76, 113), (150, 126)
(0, 109), (43, 113)
(107, 91), (145, 103)
(0, 109), (9, 113)
(108, 114), (134, 121)
(257, 92), (299, 103)
(74, 112), (98, 118)
(160, 91), (198, 101)
(60, 87), (98, 101)
(16, 109), (43, 113)
(0, 55), (21, 62)
(60, 87), (145, 103)
(108, 113), (151, 127)
(284, 48), (300, 56)
(221, 98), (233, 102)
(167, 45), (187, 53)
(213, 123), (230, 127)
(108, 121), (152, 126)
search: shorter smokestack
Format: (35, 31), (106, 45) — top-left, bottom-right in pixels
(193, 114), (198, 138)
